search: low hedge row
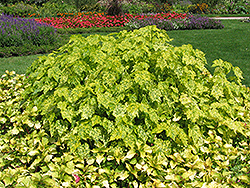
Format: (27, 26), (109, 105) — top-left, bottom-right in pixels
(0, 40), (68, 58)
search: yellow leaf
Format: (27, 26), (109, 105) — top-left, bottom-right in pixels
(118, 171), (129, 181)
(96, 154), (104, 165)
(11, 127), (19, 135)
(170, 160), (176, 169)
(182, 170), (196, 181)
(124, 150), (136, 160)
(102, 180), (109, 188)
(44, 155), (53, 163)
(165, 174), (175, 180)
(28, 150), (39, 156)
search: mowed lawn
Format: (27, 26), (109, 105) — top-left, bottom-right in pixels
(1, 19), (250, 86)
(168, 19), (250, 86)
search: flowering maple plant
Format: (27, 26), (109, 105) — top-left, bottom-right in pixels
(35, 12), (187, 29)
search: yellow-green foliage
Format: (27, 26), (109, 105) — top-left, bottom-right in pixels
(0, 26), (250, 187)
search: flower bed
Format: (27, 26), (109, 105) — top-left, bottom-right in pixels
(35, 12), (187, 29)
(126, 14), (224, 30)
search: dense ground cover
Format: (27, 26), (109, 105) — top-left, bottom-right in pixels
(0, 1), (250, 187)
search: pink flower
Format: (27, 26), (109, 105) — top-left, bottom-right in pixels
(72, 174), (80, 183)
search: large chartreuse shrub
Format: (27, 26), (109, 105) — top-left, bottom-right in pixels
(1, 26), (250, 187)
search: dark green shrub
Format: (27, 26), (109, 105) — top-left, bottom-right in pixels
(1, 0), (46, 6)
(0, 2), (37, 17)
(0, 26), (250, 187)
(36, 1), (77, 18)
(143, 0), (166, 4)
(126, 15), (224, 30)
(121, 1), (158, 14)
(0, 39), (68, 57)
(62, 0), (99, 12)
(56, 26), (128, 35)
(189, 0), (223, 7)
(106, 0), (123, 16)
(25, 0), (47, 7)
(1, 0), (19, 6)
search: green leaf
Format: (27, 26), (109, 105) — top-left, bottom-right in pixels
(0, 181), (5, 188)
(69, 85), (84, 103)
(79, 103), (95, 120)
(97, 91), (116, 110)
(54, 87), (70, 99)
(48, 66), (62, 82)
(127, 103), (139, 119)
(3, 176), (13, 186)
(233, 66), (243, 79)
(57, 101), (74, 123)
(124, 150), (136, 160)
(188, 124), (203, 146)
(113, 104), (126, 118)
(28, 150), (39, 156)
(96, 154), (105, 165)
(65, 161), (74, 174)
(149, 88), (162, 103)
(11, 126), (19, 135)
(118, 171), (129, 181)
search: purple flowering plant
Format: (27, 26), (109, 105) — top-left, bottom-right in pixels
(0, 14), (58, 48)
(125, 14), (224, 31)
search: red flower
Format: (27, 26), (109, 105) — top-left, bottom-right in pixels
(72, 174), (80, 183)
(34, 12), (187, 29)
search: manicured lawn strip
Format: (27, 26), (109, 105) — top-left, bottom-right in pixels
(168, 19), (250, 86)
(0, 54), (43, 75)
(0, 39), (67, 58)
(1, 20), (250, 86)
(205, 14), (250, 17)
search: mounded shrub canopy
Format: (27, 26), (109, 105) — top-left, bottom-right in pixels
(1, 26), (250, 187)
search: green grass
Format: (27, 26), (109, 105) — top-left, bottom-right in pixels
(168, 20), (250, 86)
(0, 54), (43, 76)
(1, 20), (250, 86)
